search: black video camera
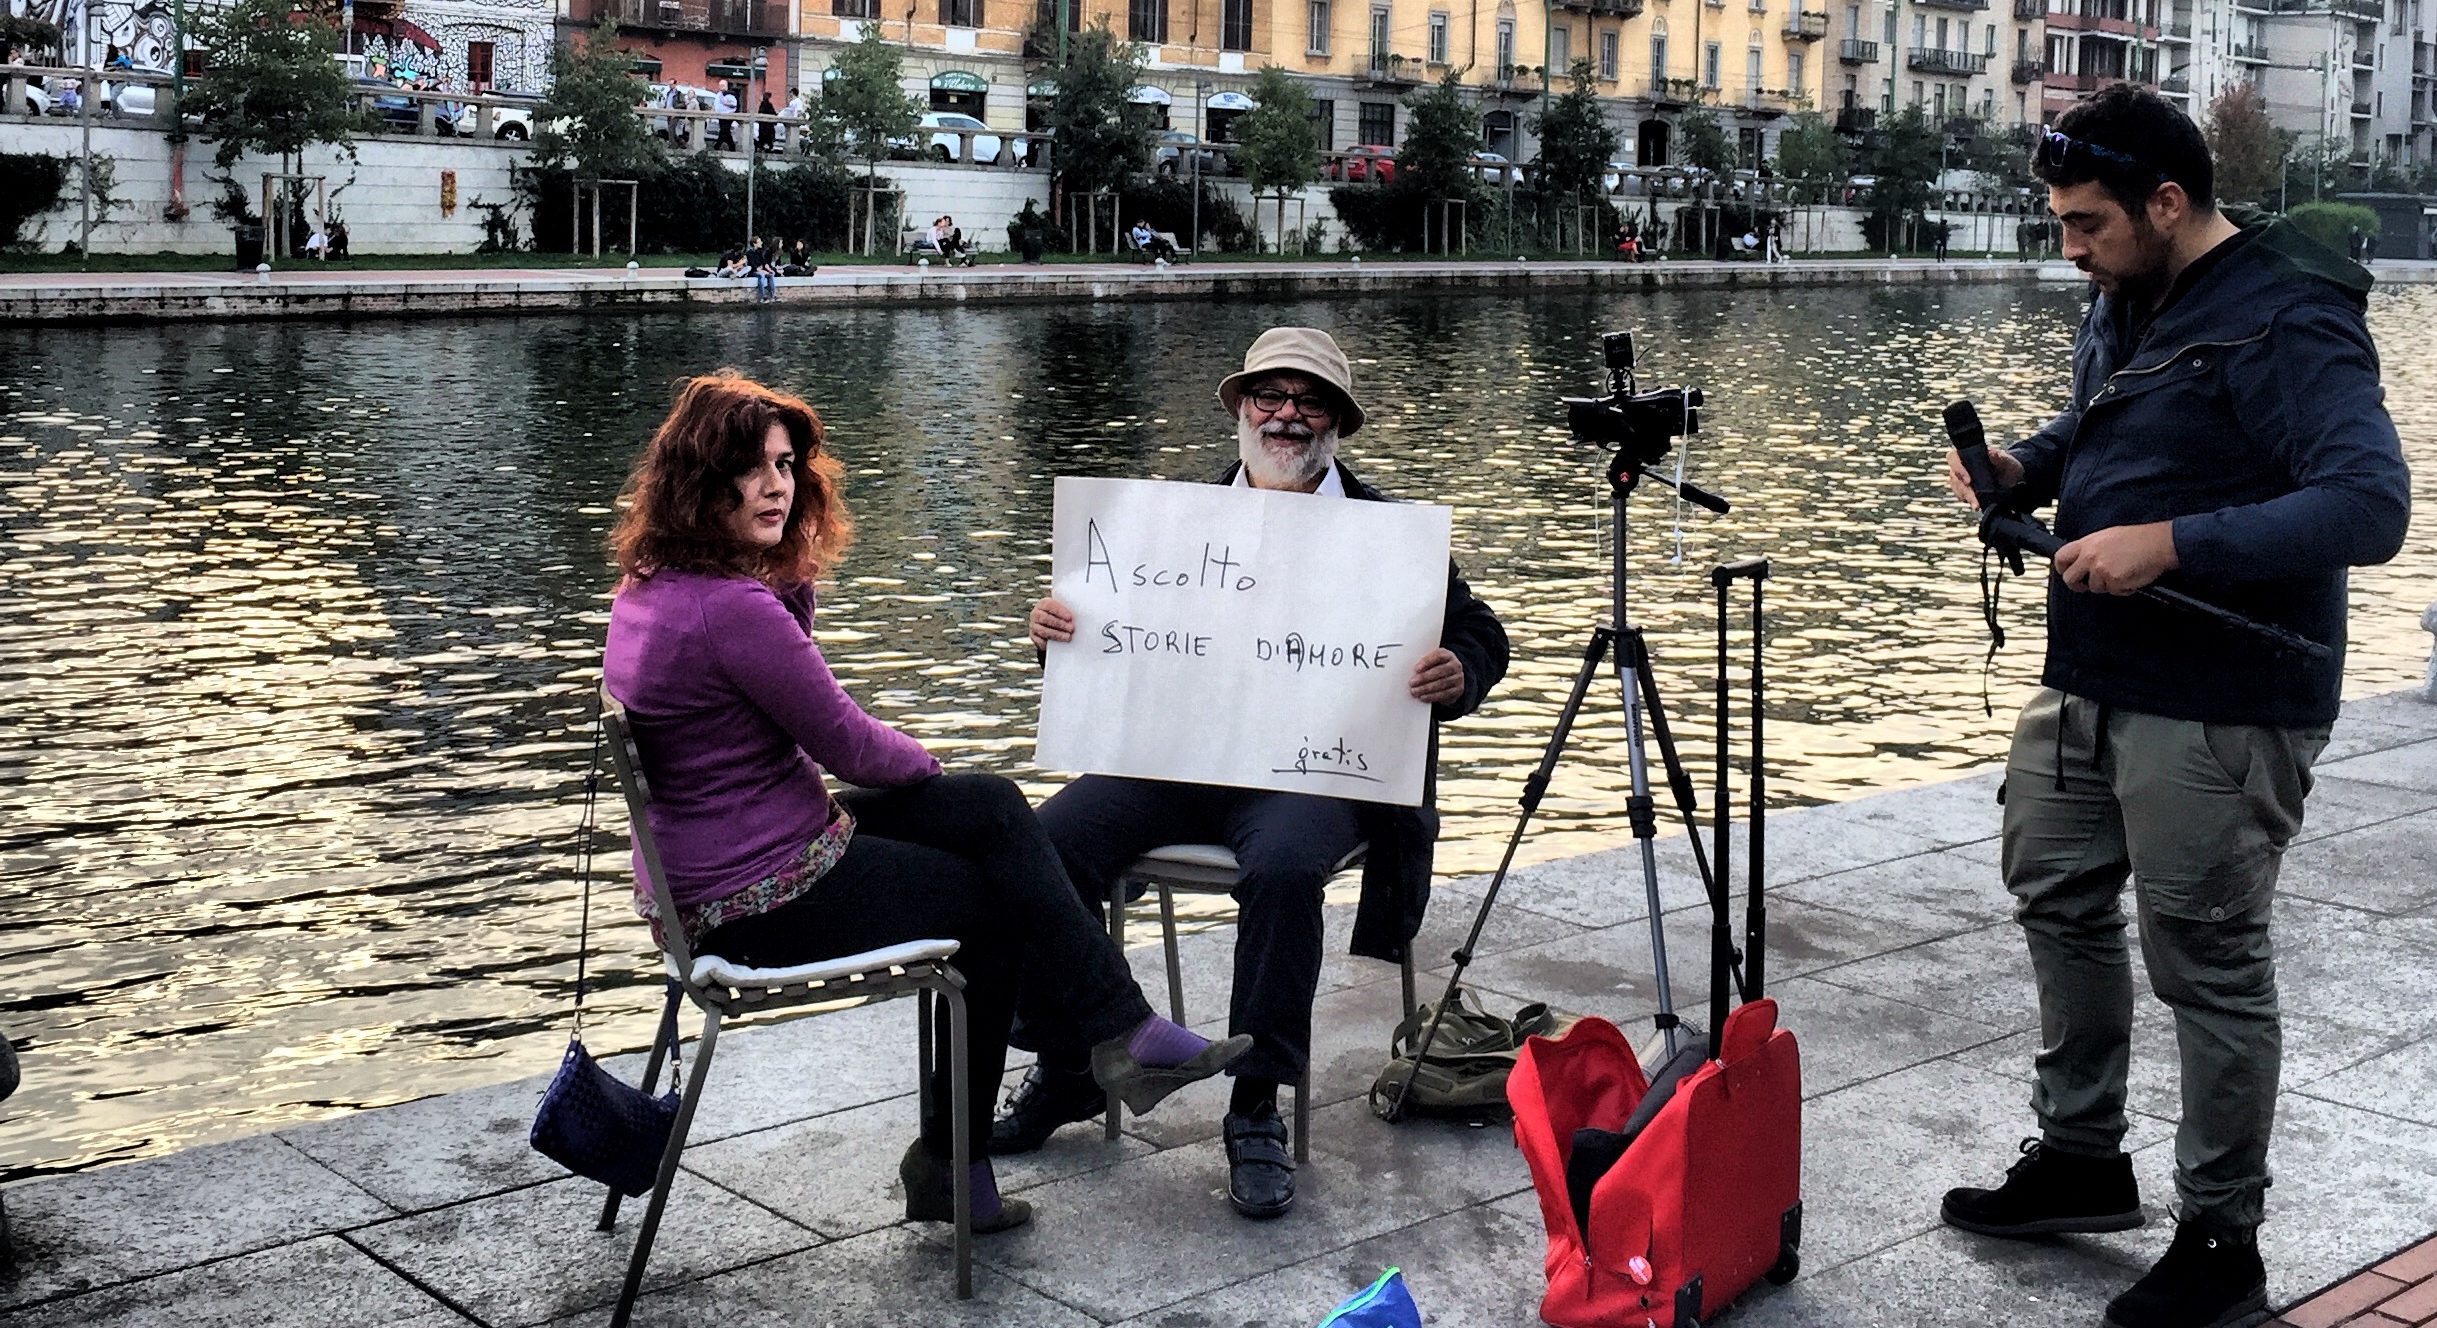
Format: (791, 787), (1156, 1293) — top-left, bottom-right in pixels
(1564, 331), (1704, 467)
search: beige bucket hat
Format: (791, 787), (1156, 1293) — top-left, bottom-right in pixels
(1215, 326), (1367, 437)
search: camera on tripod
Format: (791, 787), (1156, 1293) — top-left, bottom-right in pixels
(1564, 331), (1705, 467)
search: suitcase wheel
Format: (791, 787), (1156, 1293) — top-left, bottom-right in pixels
(1765, 1241), (1800, 1286)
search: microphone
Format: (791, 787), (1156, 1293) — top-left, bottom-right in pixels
(1943, 399), (2004, 510)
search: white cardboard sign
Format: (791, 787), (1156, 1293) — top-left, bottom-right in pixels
(1034, 476), (1451, 807)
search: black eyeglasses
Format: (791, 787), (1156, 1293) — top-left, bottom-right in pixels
(1246, 387), (1339, 417)
(2037, 125), (2168, 186)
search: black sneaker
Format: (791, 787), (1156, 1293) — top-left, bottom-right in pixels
(988, 1064), (1103, 1155)
(1941, 1138), (2144, 1238)
(2103, 1219), (2268, 1328)
(1223, 1106), (1295, 1219)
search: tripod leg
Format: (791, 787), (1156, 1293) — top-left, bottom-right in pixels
(1622, 627), (1744, 1004)
(1376, 628), (1615, 1121)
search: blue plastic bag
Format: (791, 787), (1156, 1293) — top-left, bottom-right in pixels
(1316, 1267), (1422, 1328)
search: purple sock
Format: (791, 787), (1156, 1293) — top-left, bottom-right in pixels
(968, 1161), (1002, 1221)
(1124, 1014), (1213, 1067)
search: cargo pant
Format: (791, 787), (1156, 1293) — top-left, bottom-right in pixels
(2000, 688), (2328, 1229)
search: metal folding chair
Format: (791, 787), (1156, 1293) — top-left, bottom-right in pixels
(1102, 842), (1416, 1161)
(596, 687), (977, 1325)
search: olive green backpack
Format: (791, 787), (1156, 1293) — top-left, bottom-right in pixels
(1369, 990), (1575, 1124)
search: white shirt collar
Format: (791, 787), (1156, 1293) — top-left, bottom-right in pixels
(1232, 462), (1346, 498)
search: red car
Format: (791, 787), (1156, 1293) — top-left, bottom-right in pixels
(1330, 144), (1397, 183)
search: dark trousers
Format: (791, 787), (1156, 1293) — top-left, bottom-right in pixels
(1033, 775), (1363, 1085)
(699, 773), (1151, 1155)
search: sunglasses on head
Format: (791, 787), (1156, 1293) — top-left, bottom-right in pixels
(2037, 125), (2170, 186)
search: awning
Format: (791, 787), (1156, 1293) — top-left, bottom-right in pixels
(1126, 84), (1172, 106)
(705, 54), (766, 80)
(1206, 90), (1256, 111)
(627, 55), (664, 75)
(352, 15), (440, 50)
(931, 70), (989, 93)
(1027, 77), (1057, 98)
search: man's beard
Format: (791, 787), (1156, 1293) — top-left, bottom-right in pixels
(2086, 212), (2175, 304)
(1237, 414), (1340, 489)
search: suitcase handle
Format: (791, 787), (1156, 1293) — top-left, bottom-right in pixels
(1709, 559), (1771, 1061)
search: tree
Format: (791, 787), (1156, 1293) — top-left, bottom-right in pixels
(1772, 110), (1847, 185)
(1233, 65), (1320, 197)
(1530, 59), (1619, 199)
(1044, 19), (1155, 205)
(1954, 113), (2030, 189)
(1678, 104), (1737, 173)
(1395, 70), (1483, 204)
(1861, 103), (1941, 217)
(821, 22), (920, 247)
(2204, 83), (2283, 208)
(530, 19), (663, 185)
(2279, 136), (2355, 206)
(180, 0), (365, 174)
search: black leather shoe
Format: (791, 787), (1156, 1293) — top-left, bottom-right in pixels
(2104, 1220), (2268, 1328)
(1224, 1107), (1295, 1219)
(988, 1064), (1104, 1156)
(1942, 1138), (2143, 1238)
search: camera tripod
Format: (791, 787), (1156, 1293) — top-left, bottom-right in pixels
(1379, 381), (1743, 1120)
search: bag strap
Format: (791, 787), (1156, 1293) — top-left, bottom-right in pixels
(572, 707), (605, 1041)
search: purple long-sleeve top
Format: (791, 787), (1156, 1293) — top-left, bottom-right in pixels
(602, 569), (941, 912)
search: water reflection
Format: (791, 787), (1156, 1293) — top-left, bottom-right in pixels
(2, 284), (2429, 1179)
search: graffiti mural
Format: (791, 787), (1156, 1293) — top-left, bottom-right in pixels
(4, 0), (554, 92)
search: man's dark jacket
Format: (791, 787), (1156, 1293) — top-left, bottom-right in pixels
(2008, 219), (2410, 727)
(1212, 457), (1510, 963)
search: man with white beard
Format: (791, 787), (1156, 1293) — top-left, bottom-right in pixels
(997, 327), (1509, 1218)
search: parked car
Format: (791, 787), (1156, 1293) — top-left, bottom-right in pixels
(19, 78), (51, 116)
(893, 111), (1003, 163)
(1600, 160), (1635, 193)
(1153, 129), (1218, 176)
(101, 68), (168, 117)
(352, 77), (426, 132)
(1471, 151), (1516, 186)
(444, 92), (541, 140)
(1329, 144), (1396, 183)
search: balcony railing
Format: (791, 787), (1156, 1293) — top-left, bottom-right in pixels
(1834, 104), (1877, 131)
(2230, 39), (2269, 60)
(2268, 0), (2381, 17)
(1784, 10), (1830, 39)
(1558, 0), (1645, 15)
(2350, 97), (2372, 115)
(2159, 72), (2190, 91)
(1907, 46), (1991, 74)
(579, 0), (790, 39)
(2013, 0), (2045, 16)
(1839, 37), (1881, 61)
(1912, 0), (1991, 10)
(1364, 53), (1421, 84)
(2012, 57), (2047, 81)
(2351, 50), (2374, 68)
(2164, 18), (2192, 37)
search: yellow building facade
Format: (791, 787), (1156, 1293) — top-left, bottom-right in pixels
(787, 0), (1838, 165)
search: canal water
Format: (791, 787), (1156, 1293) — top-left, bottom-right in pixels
(3, 282), (2430, 1179)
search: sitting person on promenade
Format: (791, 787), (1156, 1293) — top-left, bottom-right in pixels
(602, 371), (1251, 1233)
(936, 216), (972, 266)
(744, 235), (778, 302)
(326, 219), (350, 261)
(714, 245), (749, 278)
(782, 237), (814, 277)
(1127, 218), (1176, 262)
(998, 328), (1510, 1219)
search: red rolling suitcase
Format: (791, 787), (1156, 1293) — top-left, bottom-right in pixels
(1507, 559), (1800, 1328)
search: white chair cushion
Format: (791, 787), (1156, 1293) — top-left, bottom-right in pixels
(1133, 842), (1369, 878)
(669, 938), (961, 990)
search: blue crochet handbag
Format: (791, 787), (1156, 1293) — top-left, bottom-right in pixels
(528, 713), (681, 1197)
(1316, 1268), (1422, 1328)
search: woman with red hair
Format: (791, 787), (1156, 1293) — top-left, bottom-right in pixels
(602, 371), (1244, 1232)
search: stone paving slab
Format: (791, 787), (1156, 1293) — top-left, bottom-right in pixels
(349, 1172), (816, 1328)
(0, 1134), (396, 1310)
(6, 689), (2433, 1328)
(0, 1235), (467, 1328)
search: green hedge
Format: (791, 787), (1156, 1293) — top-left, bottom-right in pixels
(2285, 201), (2379, 258)
(520, 157), (878, 255)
